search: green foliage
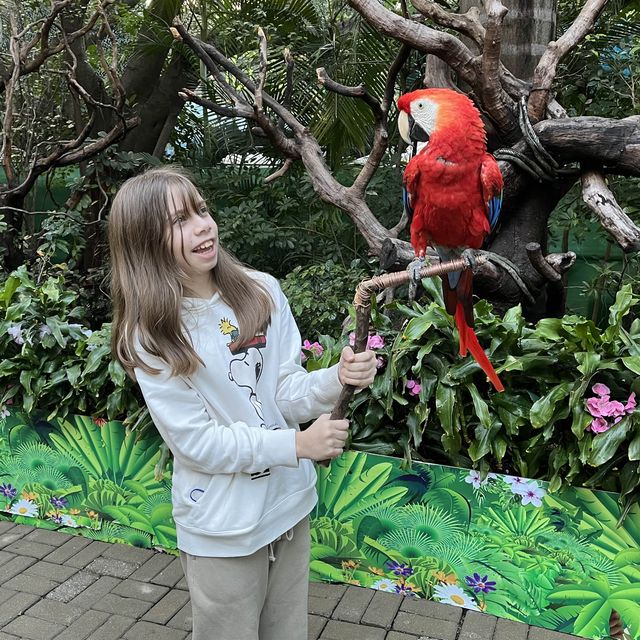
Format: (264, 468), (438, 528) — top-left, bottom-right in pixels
(281, 259), (367, 338)
(310, 278), (640, 513)
(0, 265), (139, 423)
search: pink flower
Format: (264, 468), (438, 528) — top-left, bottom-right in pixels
(605, 400), (626, 417)
(367, 334), (385, 349)
(376, 357), (386, 369)
(592, 383), (611, 397)
(302, 340), (324, 359)
(348, 332), (356, 346)
(406, 379), (421, 396)
(625, 392), (636, 413)
(586, 396), (625, 418)
(589, 417), (610, 433)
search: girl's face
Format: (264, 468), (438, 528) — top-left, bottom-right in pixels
(167, 185), (219, 294)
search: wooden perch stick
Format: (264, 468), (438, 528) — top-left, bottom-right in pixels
(319, 255), (485, 466)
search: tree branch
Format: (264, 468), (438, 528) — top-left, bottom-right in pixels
(2, 14), (21, 184)
(410, 0), (485, 49)
(255, 26), (268, 114)
(529, 0), (608, 121)
(581, 170), (640, 252)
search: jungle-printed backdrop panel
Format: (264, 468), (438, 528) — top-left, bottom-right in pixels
(0, 410), (638, 639)
(311, 453), (640, 640)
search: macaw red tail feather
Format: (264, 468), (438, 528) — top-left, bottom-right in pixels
(454, 305), (504, 392)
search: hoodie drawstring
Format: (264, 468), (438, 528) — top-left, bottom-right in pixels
(267, 527), (294, 562)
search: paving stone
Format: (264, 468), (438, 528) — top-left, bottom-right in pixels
(43, 537), (92, 565)
(4, 539), (56, 558)
(493, 618), (529, 640)
(66, 576), (120, 609)
(309, 582), (348, 598)
(385, 633), (423, 640)
(3, 615), (65, 640)
(63, 541), (110, 569)
(47, 572), (100, 604)
(332, 585), (375, 623)
(25, 598), (85, 625)
(309, 594), (340, 616)
(142, 589), (191, 625)
(319, 619), (386, 640)
(129, 553), (174, 582)
(101, 544), (154, 565)
(458, 611), (498, 640)
(0, 549), (15, 564)
(25, 560), (79, 583)
(528, 626), (582, 640)
(400, 598), (463, 623)
(0, 632), (20, 640)
(111, 578), (169, 603)
(0, 520), (17, 533)
(0, 554), (37, 583)
(308, 614), (328, 640)
(166, 601), (192, 631)
(51, 610), (110, 640)
(91, 593), (153, 618)
(176, 576), (189, 590)
(392, 612), (458, 640)
(3, 572), (58, 596)
(122, 621), (188, 640)
(361, 591), (403, 629)
(0, 523), (32, 548)
(0, 587), (17, 606)
(83, 557), (138, 579)
(151, 557), (184, 587)
(25, 529), (73, 546)
(85, 614), (136, 640)
(0, 591), (40, 625)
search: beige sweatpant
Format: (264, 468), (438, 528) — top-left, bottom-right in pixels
(179, 517), (310, 640)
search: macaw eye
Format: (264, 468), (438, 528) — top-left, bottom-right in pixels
(417, 102), (424, 109)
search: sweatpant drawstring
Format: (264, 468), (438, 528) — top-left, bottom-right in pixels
(268, 527), (294, 562)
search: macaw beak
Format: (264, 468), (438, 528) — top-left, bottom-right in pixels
(398, 110), (430, 144)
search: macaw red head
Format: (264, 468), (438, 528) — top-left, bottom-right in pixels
(397, 89), (486, 155)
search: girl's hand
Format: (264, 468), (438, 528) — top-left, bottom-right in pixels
(296, 414), (348, 460)
(338, 346), (377, 389)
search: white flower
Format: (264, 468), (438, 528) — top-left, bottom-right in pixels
(0, 406), (9, 419)
(515, 481), (547, 507)
(60, 514), (78, 528)
(7, 323), (24, 345)
(10, 499), (38, 518)
(371, 578), (396, 592)
(433, 584), (480, 610)
(86, 344), (97, 352)
(503, 475), (530, 493)
(81, 328), (93, 338)
(464, 470), (496, 490)
(38, 323), (52, 339)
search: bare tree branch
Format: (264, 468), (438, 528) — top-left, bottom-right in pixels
(264, 158), (294, 184)
(410, 0), (485, 49)
(178, 89), (251, 118)
(529, 0), (608, 121)
(255, 27), (268, 114)
(581, 170), (640, 252)
(479, 0), (519, 142)
(2, 14), (21, 184)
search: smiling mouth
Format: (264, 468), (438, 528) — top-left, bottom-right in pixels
(193, 240), (215, 253)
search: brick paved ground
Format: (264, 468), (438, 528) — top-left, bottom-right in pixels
(0, 520), (581, 640)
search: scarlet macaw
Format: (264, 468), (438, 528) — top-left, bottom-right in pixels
(397, 88), (504, 392)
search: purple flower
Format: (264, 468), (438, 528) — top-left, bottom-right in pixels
(376, 356), (386, 369)
(0, 483), (17, 499)
(589, 417), (610, 433)
(406, 379), (421, 396)
(394, 582), (417, 597)
(465, 573), (497, 594)
(386, 561), (413, 577)
(50, 496), (68, 509)
(625, 393), (636, 413)
(367, 334), (385, 349)
(7, 323), (24, 345)
(592, 383), (610, 397)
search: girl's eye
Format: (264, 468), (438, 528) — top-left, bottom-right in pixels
(172, 214), (187, 225)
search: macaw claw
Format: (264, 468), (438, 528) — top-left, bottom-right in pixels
(407, 256), (426, 301)
(461, 249), (478, 269)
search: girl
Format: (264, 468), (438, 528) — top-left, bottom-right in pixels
(108, 166), (376, 640)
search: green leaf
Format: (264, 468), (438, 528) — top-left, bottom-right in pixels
(530, 383), (571, 429)
(622, 356), (640, 375)
(589, 417), (631, 466)
(466, 383), (492, 428)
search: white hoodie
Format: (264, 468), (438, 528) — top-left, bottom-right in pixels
(134, 272), (342, 557)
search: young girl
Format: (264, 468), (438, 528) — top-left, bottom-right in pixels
(108, 166), (376, 640)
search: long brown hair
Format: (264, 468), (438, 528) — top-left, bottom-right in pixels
(108, 166), (273, 377)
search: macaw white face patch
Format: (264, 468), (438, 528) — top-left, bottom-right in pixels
(411, 98), (439, 137)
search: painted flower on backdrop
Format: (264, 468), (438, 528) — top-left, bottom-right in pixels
(387, 561), (414, 577)
(10, 499), (38, 518)
(348, 333), (385, 350)
(513, 481), (547, 508)
(433, 584), (480, 611)
(585, 383), (636, 434)
(465, 573), (497, 594)
(464, 470), (497, 490)
(406, 379), (421, 396)
(50, 496), (68, 509)
(371, 578), (396, 592)
(0, 483), (17, 499)
(503, 475), (529, 493)
(300, 340), (323, 362)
